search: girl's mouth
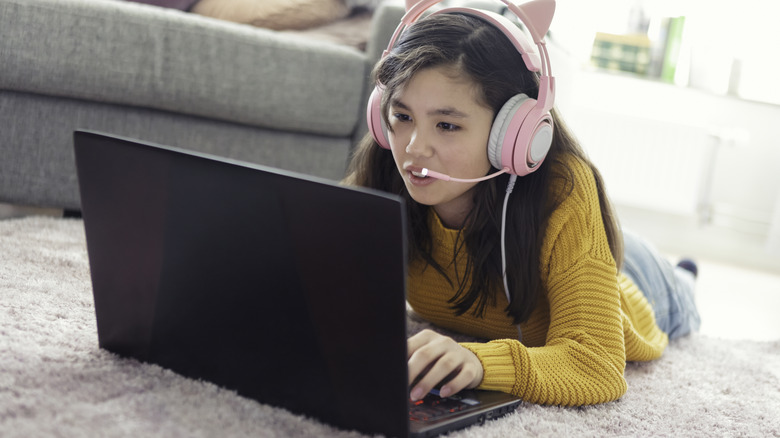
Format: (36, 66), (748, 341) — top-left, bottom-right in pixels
(405, 166), (436, 186)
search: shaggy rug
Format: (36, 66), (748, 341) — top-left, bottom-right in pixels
(1, 216), (779, 437)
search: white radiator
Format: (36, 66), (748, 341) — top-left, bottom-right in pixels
(565, 109), (719, 220)
(768, 192), (780, 256)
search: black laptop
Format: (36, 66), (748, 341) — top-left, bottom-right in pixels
(73, 130), (522, 438)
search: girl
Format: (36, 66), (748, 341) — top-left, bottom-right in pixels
(345, 1), (700, 406)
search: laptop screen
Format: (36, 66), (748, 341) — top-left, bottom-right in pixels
(75, 131), (411, 437)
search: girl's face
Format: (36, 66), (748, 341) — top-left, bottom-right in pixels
(387, 66), (494, 228)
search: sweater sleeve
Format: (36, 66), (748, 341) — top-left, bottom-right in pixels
(461, 157), (628, 406)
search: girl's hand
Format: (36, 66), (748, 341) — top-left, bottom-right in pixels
(407, 329), (484, 401)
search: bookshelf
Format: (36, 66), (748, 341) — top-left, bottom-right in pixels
(551, 0), (780, 107)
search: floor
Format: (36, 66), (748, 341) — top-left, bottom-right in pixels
(688, 257), (780, 341)
(617, 204), (780, 342)
(2, 202), (779, 342)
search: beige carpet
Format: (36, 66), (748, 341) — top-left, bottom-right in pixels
(1, 216), (779, 437)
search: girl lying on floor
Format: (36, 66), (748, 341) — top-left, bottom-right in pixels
(345, 0), (700, 406)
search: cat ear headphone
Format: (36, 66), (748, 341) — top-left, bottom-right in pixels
(366, 0), (557, 178)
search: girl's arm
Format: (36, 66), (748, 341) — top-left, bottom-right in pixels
(461, 253), (629, 405)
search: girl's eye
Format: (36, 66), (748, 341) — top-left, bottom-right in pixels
(393, 113), (412, 123)
(437, 122), (460, 132)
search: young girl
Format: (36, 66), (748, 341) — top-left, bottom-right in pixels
(345, 0), (700, 407)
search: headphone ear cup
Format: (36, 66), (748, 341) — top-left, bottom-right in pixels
(525, 115), (553, 167)
(488, 94), (534, 174)
(366, 86), (390, 149)
(488, 94), (553, 176)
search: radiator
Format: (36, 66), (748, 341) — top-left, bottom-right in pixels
(565, 108), (719, 221)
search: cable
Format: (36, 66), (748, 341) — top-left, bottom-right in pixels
(501, 174), (517, 303)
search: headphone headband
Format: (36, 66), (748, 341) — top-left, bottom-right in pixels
(387, 0), (554, 70)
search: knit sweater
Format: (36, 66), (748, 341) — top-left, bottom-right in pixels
(406, 154), (669, 406)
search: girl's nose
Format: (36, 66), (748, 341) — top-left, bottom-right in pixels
(405, 128), (434, 158)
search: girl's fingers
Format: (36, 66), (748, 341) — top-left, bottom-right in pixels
(406, 330), (483, 401)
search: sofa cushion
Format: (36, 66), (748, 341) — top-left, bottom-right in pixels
(125, 0), (199, 11)
(0, 0), (368, 137)
(191, 0), (350, 31)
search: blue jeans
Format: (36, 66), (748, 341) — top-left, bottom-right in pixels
(621, 230), (701, 340)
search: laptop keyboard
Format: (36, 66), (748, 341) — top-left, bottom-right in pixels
(409, 389), (481, 422)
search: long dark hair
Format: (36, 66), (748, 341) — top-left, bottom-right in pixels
(345, 12), (622, 324)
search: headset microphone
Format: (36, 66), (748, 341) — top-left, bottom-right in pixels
(419, 167), (509, 183)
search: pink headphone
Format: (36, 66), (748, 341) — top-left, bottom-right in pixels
(366, 0), (557, 177)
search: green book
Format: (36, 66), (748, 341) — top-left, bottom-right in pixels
(661, 16), (685, 82)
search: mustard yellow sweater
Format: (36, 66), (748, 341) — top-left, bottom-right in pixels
(407, 154), (669, 406)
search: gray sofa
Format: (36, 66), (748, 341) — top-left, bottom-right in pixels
(0, 0), (404, 211)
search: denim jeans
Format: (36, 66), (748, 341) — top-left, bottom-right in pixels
(620, 230), (701, 340)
